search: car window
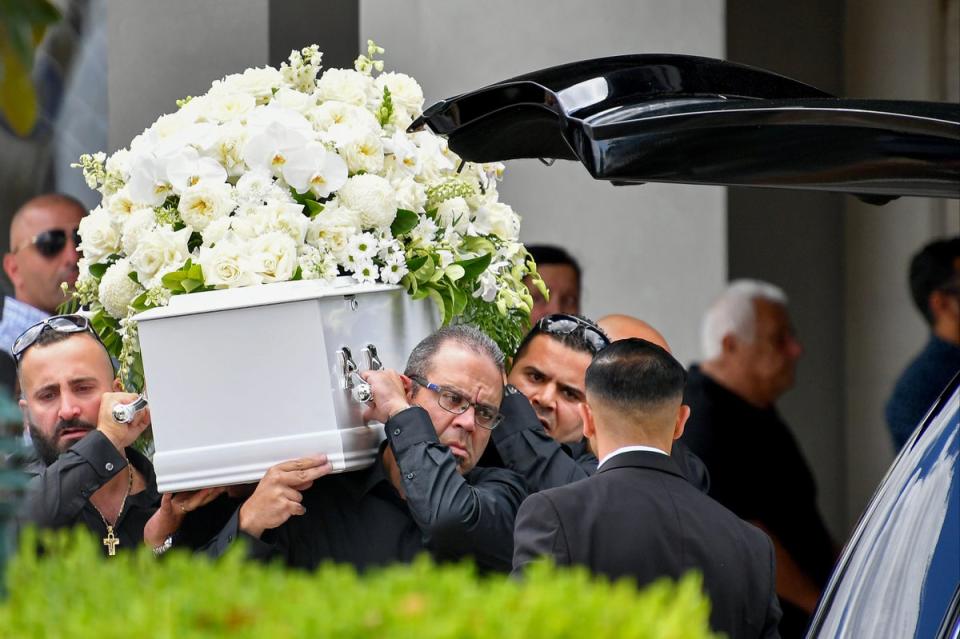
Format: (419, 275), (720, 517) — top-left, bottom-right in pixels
(808, 377), (959, 639)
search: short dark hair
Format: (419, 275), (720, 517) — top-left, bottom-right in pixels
(527, 244), (581, 282)
(585, 338), (687, 410)
(512, 313), (606, 364)
(909, 236), (960, 325)
(405, 324), (505, 381)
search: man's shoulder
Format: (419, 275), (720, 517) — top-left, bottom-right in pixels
(467, 465), (527, 492)
(0, 296), (47, 354)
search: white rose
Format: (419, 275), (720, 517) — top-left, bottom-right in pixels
(198, 238), (261, 288)
(273, 87), (313, 113)
(249, 231), (298, 283)
(436, 197), (471, 234)
(211, 66), (282, 101)
(337, 128), (384, 175)
(106, 187), (141, 218)
(473, 201), (520, 241)
(307, 206), (358, 259)
(78, 207), (120, 263)
(337, 174), (397, 229)
(263, 199), (309, 244)
(129, 226), (192, 288)
(204, 92), (256, 123)
(201, 216), (233, 247)
(178, 182), (235, 231)
(315, 68), (374, 107)
(374, 72), (424, 120)
(98, 259), (143, 319)
(392, 176), (426, 212)
(120, 208), (158, 256)
(308, 101), (379, 133)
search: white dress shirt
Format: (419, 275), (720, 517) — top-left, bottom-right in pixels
(597, 444), (669, 470)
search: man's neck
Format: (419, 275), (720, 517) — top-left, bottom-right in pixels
(700, 360), (774, 408)
(932, 321), (960, 346)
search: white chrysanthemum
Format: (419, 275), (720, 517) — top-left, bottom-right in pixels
(472, 201), (520, 241)
(204, 92), (256, 123)
(235, 169), (285, 204)
(409, 216), (439, 247)
(77, 206), (121, 263)
(178, 182), (235, 231)
(374, 71), (424, 117)
(346, 232), (379, 265)
(337, 174), (397, 229)
(249, 231), (298, 283)
(351, 258), (379, 284)
(210, 66), (283, 102)
(98, 259), (143, 319)
(198, 237), (261, 288)
(315, 68), (374, 107)
(380, 253), (408, 285)
(120, 208), (157, 256)
(129, 226), (192, 288)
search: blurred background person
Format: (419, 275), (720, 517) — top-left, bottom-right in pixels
(525, 244), (581, 325)
(886, 236), (960, 451)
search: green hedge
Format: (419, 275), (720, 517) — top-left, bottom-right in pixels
(0, 528), (720, 638)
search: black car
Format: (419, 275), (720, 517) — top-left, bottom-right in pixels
(411, 54), (960, 639)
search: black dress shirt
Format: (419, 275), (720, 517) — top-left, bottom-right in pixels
(23, 430), (160, 555)
(203, 406), (526, 572)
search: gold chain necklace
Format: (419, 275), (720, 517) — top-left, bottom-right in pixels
(91, 462), (134, 556)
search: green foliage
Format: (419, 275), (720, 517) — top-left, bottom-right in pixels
(0, 0), (60, 136)
(161, 259), (211, 295)
(459, 294), (529, 358)
(377, 85), (394, 126)
(0, 528), (720, 639)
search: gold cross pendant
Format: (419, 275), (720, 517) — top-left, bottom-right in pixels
(103, 526), (120, 556)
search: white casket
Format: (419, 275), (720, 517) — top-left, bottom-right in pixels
(133, 278), (438, 493)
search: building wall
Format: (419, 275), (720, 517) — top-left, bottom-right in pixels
(360, 0), (728, 367)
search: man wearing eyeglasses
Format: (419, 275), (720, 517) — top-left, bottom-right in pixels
(1, 194), (85, 356)
(198, 325), (526, 572)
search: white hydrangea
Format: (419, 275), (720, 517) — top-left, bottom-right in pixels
(77, 206), (121, 263)
(211, 66), (283, 102)
(297, 244), (338, 282)
(472, 202), (520, 241)
(201, 216), (233, 247)
(98, 259), (143, 319)
(337, 174), (397, 229)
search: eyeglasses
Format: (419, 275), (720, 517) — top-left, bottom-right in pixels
(13, 314), (96, 361)
(14, 227), (81, 258)
(535, 313), (610, 353)
(410, 375), (504, 430)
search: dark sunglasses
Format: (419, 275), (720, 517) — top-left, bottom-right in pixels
(15, 227), (81, 258)
(535, 313), (610, 353)
(13, 314), (97, 361)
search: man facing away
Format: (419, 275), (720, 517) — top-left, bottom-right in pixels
(200, 325), (526, 572)
(1, 194), (84, 355)
(513, 339), (781, 639)
(886, 236), (960, 451)
(681, 280), (835, 638)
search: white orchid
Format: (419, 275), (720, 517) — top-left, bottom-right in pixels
(282, 142), (348, 199)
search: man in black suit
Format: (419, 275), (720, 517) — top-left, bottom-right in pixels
(513, 339), (781, 639)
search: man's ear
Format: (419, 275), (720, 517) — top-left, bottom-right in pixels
(112, 378), (124, 392)
(579, 401), (596, 439)
(3, 253), (19, 287)
(673, 404), (691, 441)
(721, 333), (738, 355)
(401, 374), (416, 403)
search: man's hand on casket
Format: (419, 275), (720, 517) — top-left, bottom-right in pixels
(97, 391), (151, 453)
(238, 455), (332, 539)
(360, 369), (412, 423)
(144, 488), (226, 549)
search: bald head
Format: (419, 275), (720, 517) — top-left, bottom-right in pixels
(4, 193), (84, 313)
(598, 314), (671, 353)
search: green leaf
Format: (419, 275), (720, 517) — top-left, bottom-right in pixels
(305, 199), (324, 218)
(188, 231), (203, 252)
(406, 254), (428, 272)
(127, 271), (140, 285)
(181, 278), (203, 293)
(88, 262), (109, 279)
(444, 264), (466, 282)
(455, 253), (492, 280)
(390, 209), (419, 237)
(291, 266), (303, 281)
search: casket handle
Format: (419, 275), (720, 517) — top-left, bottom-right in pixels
(362, 344), (382, 371)
(337, 346), (374, 403)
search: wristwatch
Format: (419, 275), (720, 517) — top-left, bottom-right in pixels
(152, 535), (174, 556)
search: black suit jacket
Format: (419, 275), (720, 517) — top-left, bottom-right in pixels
(513, 450), (781, 639)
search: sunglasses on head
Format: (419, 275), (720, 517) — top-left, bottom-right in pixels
(13, 314), (97, 362)
(535, 313), (610, 353)
(15, 228), (81, 258)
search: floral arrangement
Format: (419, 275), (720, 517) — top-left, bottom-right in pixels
(69, 42), (543, 390)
